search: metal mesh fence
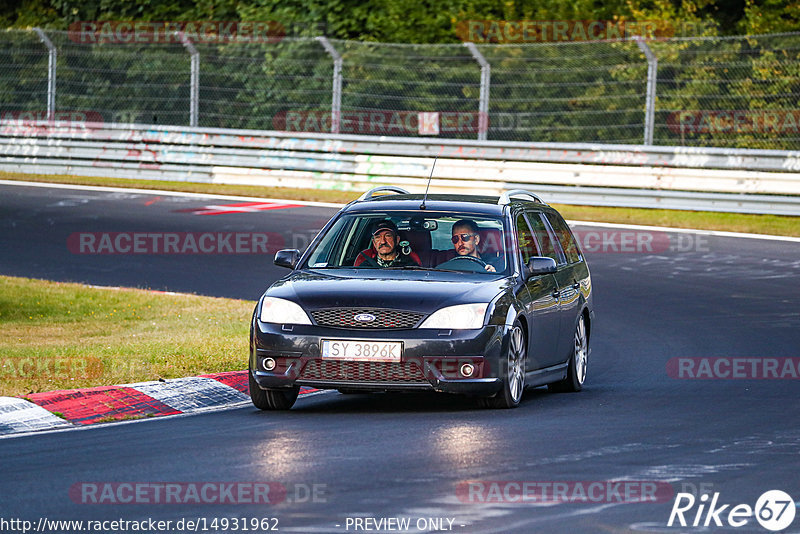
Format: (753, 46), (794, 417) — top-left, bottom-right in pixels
(651, 34), (800, 149)
(334, 40), (480, 138)
(2, 28), (799, 149)
(197, 38), (333, 130)
(479, 40), (648, 144)
(0, 31), (50, 115)
(47, 31), (191, 125)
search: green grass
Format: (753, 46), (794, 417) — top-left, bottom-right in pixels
(2, 171), (798, 237)
(0, 171), (361, 204)
(0, 275), (254, 397)
(554, 205), (800, 237)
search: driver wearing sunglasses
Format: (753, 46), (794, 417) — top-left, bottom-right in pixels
(451, 219), (496, 272)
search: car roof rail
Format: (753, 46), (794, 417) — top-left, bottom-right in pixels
(498, 189), (546, 206)
(358, 186), (410, 201)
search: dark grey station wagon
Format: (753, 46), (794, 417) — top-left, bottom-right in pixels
(249, 187), (594, 409)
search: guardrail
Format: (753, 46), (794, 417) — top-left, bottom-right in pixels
(1, 121), (799, 215)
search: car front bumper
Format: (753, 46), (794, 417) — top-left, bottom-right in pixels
(251, 320), (506, 396)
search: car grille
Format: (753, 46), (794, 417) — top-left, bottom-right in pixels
(299, 360), (428, 383)
(310, 308), (423, 329)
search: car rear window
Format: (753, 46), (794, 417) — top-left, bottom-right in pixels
(525, 212), (560, 263)
(545, 213), (582, 264)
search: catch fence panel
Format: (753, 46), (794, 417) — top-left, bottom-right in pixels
(1, 30), (799, 148)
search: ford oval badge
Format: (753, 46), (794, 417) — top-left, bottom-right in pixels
(354, 313), (376, 323)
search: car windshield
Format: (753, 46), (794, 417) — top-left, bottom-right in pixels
(304, 211), (509, 274)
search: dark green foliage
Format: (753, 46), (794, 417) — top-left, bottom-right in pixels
(2, 0), (795, 40)
(2, 1), (799, 148)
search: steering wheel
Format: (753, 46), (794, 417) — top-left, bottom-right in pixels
(355, 250), (380, 268)
(436, 255), (488, 272)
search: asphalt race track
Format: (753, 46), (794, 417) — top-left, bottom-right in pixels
(1, 181), (799, 534)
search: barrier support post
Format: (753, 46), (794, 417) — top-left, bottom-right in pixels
(634, 37), (658, 146)
(464, 42), (491, 141)
(316, 37), (343, 134)
(33, 28), (57, 120)
(176, 32), (200, 127)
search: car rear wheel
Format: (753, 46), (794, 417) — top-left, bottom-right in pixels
(549, 314), (588, 393)
(248, 369), (299, 410)
(479, 321), (526, 409)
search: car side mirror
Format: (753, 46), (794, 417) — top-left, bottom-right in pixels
(274, 249), (300, 269)
(526, 256), (557, 278)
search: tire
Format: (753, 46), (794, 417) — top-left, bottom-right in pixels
(479, 321), (526, 409)
(248, 369), (299, 410)
(549, 314), (588, 393)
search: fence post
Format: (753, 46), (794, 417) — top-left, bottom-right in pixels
(33, 28), (56, 120)
(316, 37), (342, 134)
(464, 42), (490, 142)
(634, 36), (657, 146)
(176, 32), (199, 127)
(464, 42), (492, 141)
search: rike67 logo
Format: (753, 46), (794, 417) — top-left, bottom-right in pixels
(668, 490), (795, 531)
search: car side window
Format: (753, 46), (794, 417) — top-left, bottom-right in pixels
(515, 214), (537, 265)
(305, 216), (350, 267)
(525, 212), (560, 264)
(545, 213), (581, 264)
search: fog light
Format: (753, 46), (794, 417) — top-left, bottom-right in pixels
(263, 357), (277, 371)
(460, 363), (475, 377)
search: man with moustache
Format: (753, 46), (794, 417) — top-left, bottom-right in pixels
(450, 219), (498, 272)
(355, 220), (420, 267)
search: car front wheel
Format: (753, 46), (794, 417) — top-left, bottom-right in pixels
(248, 369), (299, 410)
(480, 321), (526, 409)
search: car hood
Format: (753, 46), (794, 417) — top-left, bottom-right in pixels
(265, 269), (512, 312)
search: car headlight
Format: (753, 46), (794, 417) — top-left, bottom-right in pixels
(259, 297), (312, 325)
(419, 303), (489, 330)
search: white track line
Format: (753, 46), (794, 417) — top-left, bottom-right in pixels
(0, 179), (344, 208)
(568, 219), (800, 243)
(3, 178), (797, 242)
